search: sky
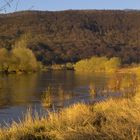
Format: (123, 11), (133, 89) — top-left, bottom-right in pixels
(1, 0), (140, 13)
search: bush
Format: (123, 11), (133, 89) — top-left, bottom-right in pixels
(12, 47), (38, 72)
(0, 34), (39, 73)
(74, 56), (121, 73)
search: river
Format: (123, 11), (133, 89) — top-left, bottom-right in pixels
(0, 71), (137, 126)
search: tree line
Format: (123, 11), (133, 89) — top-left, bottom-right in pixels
(0, 10), (140, 65)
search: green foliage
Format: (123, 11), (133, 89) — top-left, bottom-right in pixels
(74, 56), (121, 73)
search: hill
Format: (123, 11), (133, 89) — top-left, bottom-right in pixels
(0, 10), (140, 64)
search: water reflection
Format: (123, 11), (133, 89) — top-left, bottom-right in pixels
(107, 73), (137, 98)
(0, 74), (38, 107)
(0, 72), (138, 108)
(0, 71), (139, 124)
(88, 73), (138, 99)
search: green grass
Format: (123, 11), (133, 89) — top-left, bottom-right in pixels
(0, 89), (140, 140)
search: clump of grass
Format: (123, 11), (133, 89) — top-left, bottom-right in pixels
(41, 86), (53, 108)
(89, 83), (96, 98)
(0, 90), (140, 140)
(42, 86), (73, 108)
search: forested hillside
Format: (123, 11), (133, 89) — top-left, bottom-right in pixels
(0, 10), (140, 64)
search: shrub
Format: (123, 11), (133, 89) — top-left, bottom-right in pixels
(0, 34), (39, 73)
(74, 56), (121, 73)
(12, 47), (38, 72)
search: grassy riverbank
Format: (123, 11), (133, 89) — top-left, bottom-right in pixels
(0, 89), (140, 140)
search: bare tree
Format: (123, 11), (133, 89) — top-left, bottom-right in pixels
(15, 0), (19, 11)
(0, 0), (14, 13)
(0, 0), (34, 13)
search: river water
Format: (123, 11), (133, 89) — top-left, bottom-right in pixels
(0, 71), (137, 125)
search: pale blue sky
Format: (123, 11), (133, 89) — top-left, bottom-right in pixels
(1, 0), (140, 13)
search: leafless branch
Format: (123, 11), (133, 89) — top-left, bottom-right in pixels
(0, 0), (14, 13)
(28, 6), (34, 10)
(15, 0), (19, 12)
(0, 0), (34, 13)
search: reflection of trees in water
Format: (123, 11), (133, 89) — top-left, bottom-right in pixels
(105, 73), (137, 98)
(0, 74), (38, 107)
(119, 74), (137, 98)
(0, 71), (79, 108)
(109, 73), (138, 98)
(0, 71), (139, 109)
(89, 73), (138, 99)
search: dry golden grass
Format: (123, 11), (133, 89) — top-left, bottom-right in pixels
(89, 83), (96, 98)
(0, 91), (140, 139)
(41, 87), (53, 108)
(41, 86), (73, 108)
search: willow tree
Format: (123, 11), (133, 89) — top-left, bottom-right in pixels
(12, 47), (38, 72)
(12, 33), (38, 72)
(0, 48), (9, 72)
(0, 33), (38, 73)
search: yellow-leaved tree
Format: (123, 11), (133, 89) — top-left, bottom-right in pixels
(12, 33), (38, 72)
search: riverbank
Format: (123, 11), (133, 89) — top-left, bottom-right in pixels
(1, 54), (140, 75)
(118, 65), (140, 75)
(0, 90), (140, 140)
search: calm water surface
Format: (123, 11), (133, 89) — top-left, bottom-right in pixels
(0, 71), (136, 125)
